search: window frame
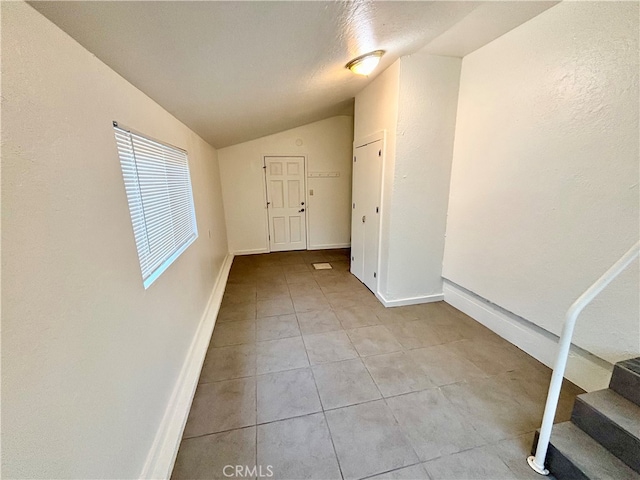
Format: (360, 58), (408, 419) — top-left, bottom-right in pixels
(113, 122), (198, 289)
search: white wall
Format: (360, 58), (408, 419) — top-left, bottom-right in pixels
(443, 1), (639, 379)
(354, 61), (401, 297)
(386, 54), (461, 301)
(1, 3), (229, 478)
(353, 56), (461, 305)
(218, 116), (354, 253)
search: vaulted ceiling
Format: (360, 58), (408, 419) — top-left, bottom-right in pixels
(30, 1), (557, 148)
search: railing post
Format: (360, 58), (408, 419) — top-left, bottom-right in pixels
(527, 309), (579, 474)
(528, 241), (640, 475)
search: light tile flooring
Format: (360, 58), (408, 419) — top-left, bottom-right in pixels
(172, 249), (582, 480)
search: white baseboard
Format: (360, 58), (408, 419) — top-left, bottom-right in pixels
(376, 292), (444, 308)
(442, 280), (612, 392)
(140, 253), (234, 480)
(308, 243), (351, 250)
(233, 244), (350, 255)
(232, 248), (269, 256)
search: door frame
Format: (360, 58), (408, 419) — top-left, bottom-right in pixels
(352, 131), (386, 297)
(262, 154), (309, 253)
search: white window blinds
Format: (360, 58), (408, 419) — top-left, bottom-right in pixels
(114, 124), (198, 288)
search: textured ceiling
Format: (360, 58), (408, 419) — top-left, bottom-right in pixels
(29, 1), (557, 148)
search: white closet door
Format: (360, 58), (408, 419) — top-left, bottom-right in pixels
(350, 140), (382, 293)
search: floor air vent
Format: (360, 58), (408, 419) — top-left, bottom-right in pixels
(312, 263), (332, 270)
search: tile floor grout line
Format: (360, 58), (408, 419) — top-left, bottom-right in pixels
(182, 422), (258, 441)
(254, 326), (259, 467)
(358, 348), (386, 400)
(380, 394), (425, 469)
(321, 410), (346, 480)
(304, 329), (346, 479)
(356, 461), (426, 480)
(298, 324), (328, 417)
(197, 373), (256, 387)
(179, 250), (582, 479)
(181, 423), (259, 441)
(308, 354), (364, 370)
(206, 336), (518, 384)
(254, 415), (259, 475)
(256, 408), (325, 427)
(321, 396), (389, 414)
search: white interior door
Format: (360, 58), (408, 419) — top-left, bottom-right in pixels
(351, 150), (365, 281)
(265, 156), (307, 252)
(350, 140), (382, 293)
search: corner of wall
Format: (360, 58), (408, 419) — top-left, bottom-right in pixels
(383, 53), (462, 302)
(443, 280), (613, 392)
(140, 253), (234, 479)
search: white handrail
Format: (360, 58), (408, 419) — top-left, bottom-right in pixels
(527, 241), (640, 476)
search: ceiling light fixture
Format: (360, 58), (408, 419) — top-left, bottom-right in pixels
(346, 50), (385, 76)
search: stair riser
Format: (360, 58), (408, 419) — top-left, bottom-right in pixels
(610, 364), (640, 407)
(532, 430), (589, 480)
(572, 398), (640, 473)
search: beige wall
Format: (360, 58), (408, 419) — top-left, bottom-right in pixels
(353, 56), (461, 304)
(218, 116), (354, 253)
(354, 61), (401, 299)
(387, 54), (461, 300)
(443, 2), (639, 366)
(1, 3), (228, 478)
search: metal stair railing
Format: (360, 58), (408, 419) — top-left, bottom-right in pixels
(528, 241), (640, 475)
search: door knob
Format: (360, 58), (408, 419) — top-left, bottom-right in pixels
(362, 215), (366, 223)
(299, 208), (305, 213)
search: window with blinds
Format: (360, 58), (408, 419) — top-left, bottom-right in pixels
(113, 123), (198, 289)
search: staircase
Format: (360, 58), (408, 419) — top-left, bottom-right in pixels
(532, 357), (640, 479)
